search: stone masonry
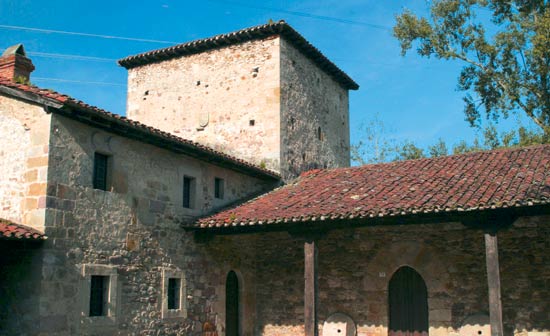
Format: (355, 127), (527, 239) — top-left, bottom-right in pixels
(126, 34), (351, 181)
(0, 95), (51, 232)
(1, 112), (276, 335)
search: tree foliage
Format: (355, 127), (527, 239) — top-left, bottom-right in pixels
(351, 116), (545, 164)
(394, 0), (550, 138)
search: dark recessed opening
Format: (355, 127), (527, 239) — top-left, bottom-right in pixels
(167, 278), (181, 310)
(249, 120), (255, 126)
(89, 275), (109, 317)
(214, 177), (224, 199)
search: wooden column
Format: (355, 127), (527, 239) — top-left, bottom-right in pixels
(484, 230), (504, 336)
(304, 238), (318, 336)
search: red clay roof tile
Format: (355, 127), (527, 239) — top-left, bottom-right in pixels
(197, 145), (550, 228)
(0, 218), (46, 240)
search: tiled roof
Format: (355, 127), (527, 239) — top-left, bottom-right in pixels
(118, 20), (359, 90)
(0, 218), (46, 240)
(197, 145), (550, 228)
(0, 78), (280, 180)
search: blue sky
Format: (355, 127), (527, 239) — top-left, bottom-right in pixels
(0, 0), (533, 158)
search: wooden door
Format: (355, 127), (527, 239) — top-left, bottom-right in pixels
(388, 266), (429, 336)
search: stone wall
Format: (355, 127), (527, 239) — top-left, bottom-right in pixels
(125, 35), (352, 181)
(126, 37), (282, 172)
(244, 216), (549, 336)
(27, 113), (275, 335)
(280, 38), (350, 180)
(0, 95), (51, 230)
(499, 216), (549, 335)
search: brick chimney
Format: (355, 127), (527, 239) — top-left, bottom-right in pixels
(0, 44), (35, 82)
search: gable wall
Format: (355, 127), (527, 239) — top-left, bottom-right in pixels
(0, 94), (51, 230)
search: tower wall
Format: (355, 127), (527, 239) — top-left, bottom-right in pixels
(126, 37), (282, 172)
(280, 38), (350, 180)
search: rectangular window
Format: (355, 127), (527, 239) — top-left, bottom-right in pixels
(89, 275), (109, 317)
(161, 269), (186, 319)
(182, 176), (195, 208)
(167, 278), (181, 310)
(93, 153), (109, 191)
(214, 178), (224, 199)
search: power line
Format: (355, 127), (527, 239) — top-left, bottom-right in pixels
(28, 52), (117, 62)
(0, 24), (179, 44)
(206, 0), (391, 30)
(33, 77), (125, 87)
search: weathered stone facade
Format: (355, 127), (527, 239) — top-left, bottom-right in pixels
(280, 38), (350, 180)
(126, 35), (350, 180)
(126, 37), (282, 174)
(0, 111), (275, 335)
(205, 217), (548, 336)
(0, 95), (50, 231)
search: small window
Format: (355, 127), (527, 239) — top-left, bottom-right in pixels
(214, 178), (224, 199)
(249, 120), (255, 126)
(168, 278), (181, 310)
(317, 127), (323, 141)
(183, 176), (196, 208)
(81, 264), (118, 325)
(93, 153), (110, 191)
(89, 275), (109, 317)
(162, 269), (186, 319)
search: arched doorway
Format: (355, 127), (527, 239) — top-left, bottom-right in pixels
(226, 271), (240, 336)
(388, 266), (429, 336)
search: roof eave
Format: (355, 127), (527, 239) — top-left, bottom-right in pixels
(54, 102), (281, 181)
(186, 202), (550, 234)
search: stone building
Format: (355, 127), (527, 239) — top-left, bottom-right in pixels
(0, 21), (548, 336)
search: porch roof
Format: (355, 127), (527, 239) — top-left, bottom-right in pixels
(194, 145), (550, 229)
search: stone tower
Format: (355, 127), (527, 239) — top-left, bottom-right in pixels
(119, 21), (358, 181)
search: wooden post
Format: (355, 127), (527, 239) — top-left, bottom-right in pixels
(304, 238), (318, 336)
(485, 230), (504, 336)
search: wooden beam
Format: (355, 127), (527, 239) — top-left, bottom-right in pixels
(304, 238), (318, 336)
(484, 230), (504, 336)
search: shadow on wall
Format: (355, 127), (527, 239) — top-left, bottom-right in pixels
(244, 227), (550, 336)
(0, 240), (43, 335)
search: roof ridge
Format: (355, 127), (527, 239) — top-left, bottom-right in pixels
(322, 143), (550, 174)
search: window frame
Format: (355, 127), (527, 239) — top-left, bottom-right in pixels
(161, 268), (186, 319)
(80, 264), (119, 326)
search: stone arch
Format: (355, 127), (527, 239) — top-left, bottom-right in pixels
(363, 240), (453, 330)
(364, 241), (451, 294)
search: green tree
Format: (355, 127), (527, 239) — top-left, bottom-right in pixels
(394, 0), (550, 138)
(428, 138), (449, 157)
(351, 114), (395, 165)
(394, 141), (426, 161)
